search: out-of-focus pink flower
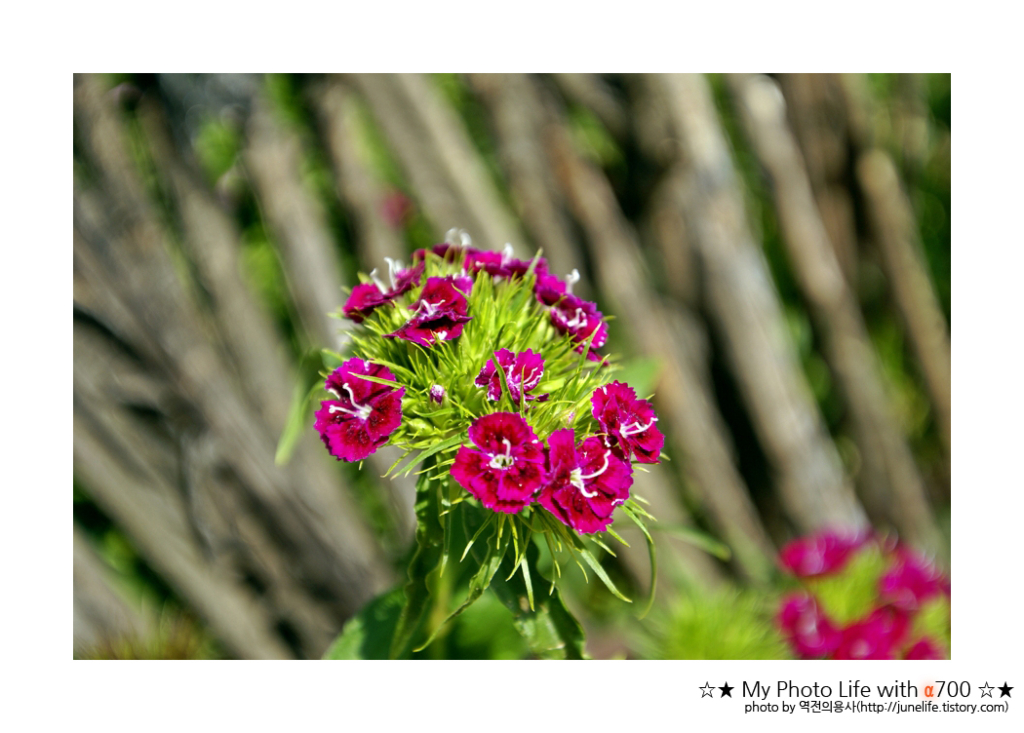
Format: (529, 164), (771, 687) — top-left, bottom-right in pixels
(903, 637), (945, 660)
(386, 276), (472, 346)
(538, 429), (633, 534)
(879, 548), (949, 612)
(379, 190), (414, 229)
(778, 529), (871, 578)
(314, 359), (404, 462)
(450, 413), (547, 514)
(591, 381), (664, 464)
(474, 349), (546, 404)
(777, 593), (842, 659)
(833, 605), (911, 660)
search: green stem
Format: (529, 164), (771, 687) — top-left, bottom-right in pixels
(463, 509), (587, 659)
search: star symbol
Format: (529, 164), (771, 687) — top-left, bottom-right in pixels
(699, 682), (714, 698)
(999, 682), (1013, 698)
(719, 682), (734, 698)
(980, 682), (994, 698)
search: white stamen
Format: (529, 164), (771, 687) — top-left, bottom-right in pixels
(502, 243), (514, 263)
(326, 387), (342, 399)
(412, 296), (446, 320)
(579, 451), (610, 481)
(460, 230), (473, 247)
(488, 438), (515, 469)
(565, 269), (580, 294)
(565, 308), (587, 329)
(369, 268), (387, 293)
(520, 366), (541, 389)
(328, 383), (373, 421)
(384, 257), (405, 291)
(569, 450), (610, 498)
(621, 417), (657, 437)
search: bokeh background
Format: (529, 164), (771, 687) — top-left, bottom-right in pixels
(73, 73), (950, 659)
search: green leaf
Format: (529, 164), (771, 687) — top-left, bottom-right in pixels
(656, 523), (732, 561)
(391, 432), (467, 478)
(413, 525), (510, 652)
(390, 461), (445, 658)
(463, 507), (587, 659)
(575, 542), (632, 603)
(621, 503), (658, 619)
(323, 587), (406, 659)
(274, 378), (322, 466)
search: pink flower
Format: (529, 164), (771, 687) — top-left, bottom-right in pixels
(591, 381), (664, 464)
(550, 293), (607, 361)
(534, 269), (580, 306)
(779, 529), (870, 578)
(833, 605), (910, 660)
(314, 359), (404, 462)
(474, 349), (546, 404)
(343, 282), (392, 323)
(777, 594), (841, 659)
(879, 549), (949, 611)
(379, 190), (413, 228)
(464, 243), (547, 280)
(538, 429), (633, 534)
(903, 637), (945, 660)
(429, 384), (446, 404)
(450, 413), (547, 514)
(342, 259), (425, 323)
(386, 276), (472, 346)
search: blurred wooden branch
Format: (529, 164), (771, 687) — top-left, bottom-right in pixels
(74, 74), (394, 657)
(660, 73), (868, 534)
(243, 92), (417, 541)
(74, 527), (151, 655)
(467, 73), (585, 281)
(857, 148), (952, 456)
(730, 74), (941, 554)
(312, 79), (408, 267)
(543, 81), (774, 583)
(350, 74), (525, 254)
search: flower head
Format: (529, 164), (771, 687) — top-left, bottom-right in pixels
(342, 259), (425, 323)
(474, 349), (546, 404)
(450, 413), (547, 514)
(314, 359), (404, 462)
(429, 384), (446, 404)
(903, 637), (944, 660)
(386, 275), (472, 346)
(777, 593), (841, 659)
(591, 381), (664, 463)
(879, 548), (949, 611)
(833, 605), (910, 660)
(779, 529), (870, 578)
(550, 294), (607, 361)
(538, 429), (633, 534)
(534, 269), (580, 306)
(464, 243), (546, 281)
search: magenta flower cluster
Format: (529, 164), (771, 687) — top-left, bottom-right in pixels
(435, 241), (608, 361)
(450, 374), (663, 533)
(776, 530), (950, 660)
(317, 235), (665, 536)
